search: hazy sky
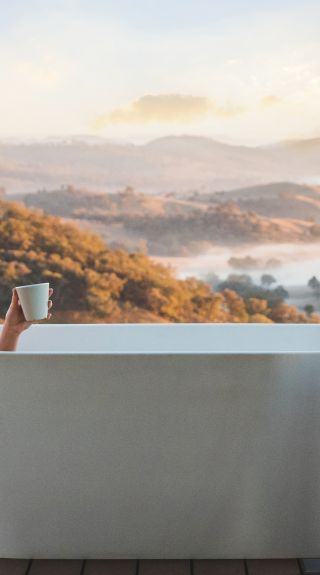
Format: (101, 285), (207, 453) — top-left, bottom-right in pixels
(1, 0), (320, 144)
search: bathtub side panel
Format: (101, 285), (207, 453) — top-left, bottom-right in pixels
(0, 354), (320, 558)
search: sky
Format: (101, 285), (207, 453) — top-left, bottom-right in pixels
(1, 0), (320, 145)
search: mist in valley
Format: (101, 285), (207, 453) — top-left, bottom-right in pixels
(153, 243), (320, 311)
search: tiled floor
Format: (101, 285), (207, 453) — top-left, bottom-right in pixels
(0, 559), (320, 575)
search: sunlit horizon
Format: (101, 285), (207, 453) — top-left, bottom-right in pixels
(0, 130), (319, 149)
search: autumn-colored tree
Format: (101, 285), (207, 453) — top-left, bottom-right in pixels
(269, 303), (308, 323)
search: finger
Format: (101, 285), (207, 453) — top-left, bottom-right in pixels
(11, 288), (19, 306)
(49, 288), (53, 296)
(46, 313), (52, 320)
(48, 300), (53, 309)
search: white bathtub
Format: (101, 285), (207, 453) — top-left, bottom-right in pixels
(0, 324), (320, 559)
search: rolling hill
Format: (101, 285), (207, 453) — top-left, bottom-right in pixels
(14, 185), (320, 256)
(192, 182), (320, 222)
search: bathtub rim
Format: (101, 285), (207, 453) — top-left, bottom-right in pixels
(1, 322), (320, 355)
(1, 351), (320, 356)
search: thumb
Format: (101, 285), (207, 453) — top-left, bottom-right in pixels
(11, 288), (19, 306)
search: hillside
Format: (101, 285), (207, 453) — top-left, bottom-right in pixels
(0, 198), (317, 324)
(15, 186), (320, 256)
(266, 138), (320, 173)
(17, 185), (205, 218)
(193, 182), (320, 222)
(1, 134), (319, 195)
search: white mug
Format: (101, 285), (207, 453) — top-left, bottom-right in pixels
(15, 282), (50, 321)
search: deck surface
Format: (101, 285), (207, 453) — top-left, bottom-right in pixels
(0, 559), (319, 575)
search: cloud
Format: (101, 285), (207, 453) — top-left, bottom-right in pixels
(260, 95), (283, 108)
(92, 94), (244, 128)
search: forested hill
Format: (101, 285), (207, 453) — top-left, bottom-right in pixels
(0, 199), (318, 324)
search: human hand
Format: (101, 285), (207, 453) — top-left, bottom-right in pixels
(4, 287), (53, 336)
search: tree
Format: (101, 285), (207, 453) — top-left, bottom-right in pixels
(308, 276), (320, 299)
(272, 286), (289, 301)
(261, 274), (276, 288)
(246, 297), (269, 316)
(304, 304), (315, 316)
(269, 303), (306, 323)
(222, 289), (249, 323)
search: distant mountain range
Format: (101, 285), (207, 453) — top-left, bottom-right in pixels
(1, 135), (320, 195)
